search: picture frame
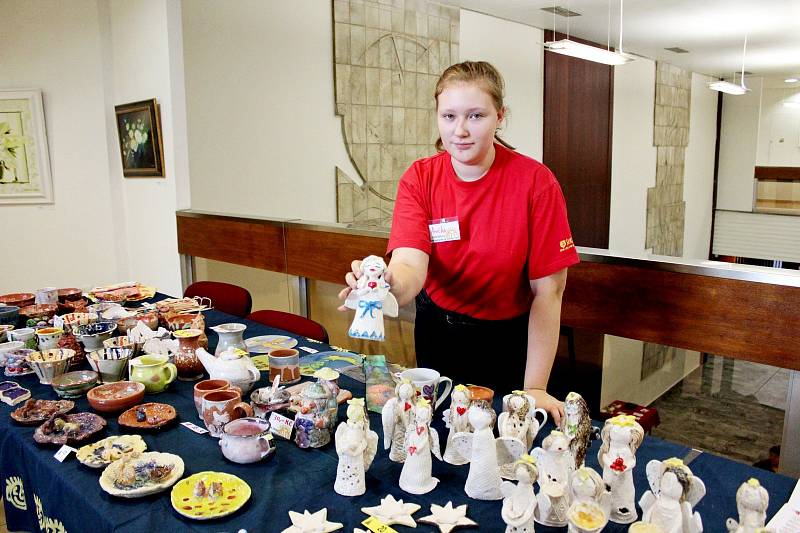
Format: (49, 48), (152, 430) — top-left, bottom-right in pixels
(0, 90), (54, 204)
(114, 98), (164, 177)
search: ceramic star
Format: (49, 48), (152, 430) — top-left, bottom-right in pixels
(361, 494), (420, 527)
(418, 502), (478, 533)
(281, 508), (343, 533)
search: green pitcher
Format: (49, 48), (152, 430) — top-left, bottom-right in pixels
(130, 354), (177, 393)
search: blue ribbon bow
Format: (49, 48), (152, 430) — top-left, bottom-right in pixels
(358, 300), (383, 318)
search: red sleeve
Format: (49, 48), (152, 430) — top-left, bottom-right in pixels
(528, 180), (580, 280)
(387, 162), (432, 255)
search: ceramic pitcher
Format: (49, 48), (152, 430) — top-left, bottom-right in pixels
(210, 323), (247, 355)
(130, 354), (178, 393)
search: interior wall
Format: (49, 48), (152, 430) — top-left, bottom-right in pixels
(756, 82), (800, 167)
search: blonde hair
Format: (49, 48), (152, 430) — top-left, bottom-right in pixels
(434, 61), (514, 152)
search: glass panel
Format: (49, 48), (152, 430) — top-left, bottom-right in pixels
(193, 258), (300, 313)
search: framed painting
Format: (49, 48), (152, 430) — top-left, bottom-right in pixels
(114, 98), (164, 177)
(0, 90), (54, 204)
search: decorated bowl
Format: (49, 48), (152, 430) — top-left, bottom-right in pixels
(0, 324), (14, 343)
(88, 347), (133, 383)
(57, 287), (83, 302)
(26, 348), (75, 385)
(0, 306), (19, 326)
(116, 311), (159, 335)
(87, 381), (146, 413)
(56, 312), (98, 333)
(51, 370), (99, 398)
(74, 321), (117, 351)
(19, 304), (58, 328)
(0, 293), (35, 308)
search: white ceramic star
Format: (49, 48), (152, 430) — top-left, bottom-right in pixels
(418, 502), (478, 533)
(360, 494), (421, 527)
(281, 508), (343, 533)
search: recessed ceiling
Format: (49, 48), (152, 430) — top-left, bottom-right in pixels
(437, 0), (800, 78)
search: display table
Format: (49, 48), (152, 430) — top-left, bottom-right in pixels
(1, 298), (795, 532)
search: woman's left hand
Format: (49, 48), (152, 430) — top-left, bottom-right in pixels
(524, 388), (564, 426)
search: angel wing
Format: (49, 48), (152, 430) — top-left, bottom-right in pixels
(645, 459), (663, 494)
(684, 476), (706, 508)
(681, 501), (704, 533)
(452, 431), (474, 461)
(496, 436), (526, 467)
(530, 446), (546, 469)
(638, 490), (656, 517)
(500, 480), (516, 499)
(334, 422), (348, 454)
(364, 429), (379, 470)
(344, 290), (360, 310)
(381, 397), (398, 450)
(442, 408), (452, 428)
(382, 291), (399, 317)
(497, 412), (509, 435)
(501, 393), (512, 412)
(429, 427), (442, 460)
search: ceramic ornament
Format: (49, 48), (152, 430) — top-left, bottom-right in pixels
(381, 379), (416, 462)
(361, 494), (421, 528)
(334, 398), (379, 497)
(726, 478), (770, 533)
(418, 502), (478, 533)
(293, 381), (334, 449)
(531, 430), (573, 527)
(442, 384), (473, 465)
(499, 391), (548, 450)
(566, 467), (611, 533)
(344, 255), (399, 341)
(500, 454), (539, 533)
(597, 415), (645, 524)
(560, 392), (600, 470)
(281, 508), (343, 533)
(639, 458), (706, 533)
(452, 400), (526, 501)
(398, 398), (442, 495)
(315, 367), (341, 428)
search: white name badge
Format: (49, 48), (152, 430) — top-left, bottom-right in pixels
(428, 217), (461, 243)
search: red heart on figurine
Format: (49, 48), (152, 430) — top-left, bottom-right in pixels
(408, 446), (417, 456)
(404, 402), (412, 411)
(456, 406), (466, 416)
(368, 281), (377, 289)
(416, 426), (425, 435)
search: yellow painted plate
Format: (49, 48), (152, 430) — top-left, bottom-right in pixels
(250, 355), (269, 371)
(171, 472), (251, 520)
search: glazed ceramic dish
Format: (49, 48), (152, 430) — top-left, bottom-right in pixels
(56, 312), (98, 333)
(244, 335), (298, 354)
(4, 348), (35, 376)
(0, 306), (19, 327)
(87, 348), (133, 383)
(19, 304), (58, 324)
(118, 402), (177, 430)
(10, 399), (75, 425)
(87, 381), (145, 413)
(74, 321), (117, 351)
(0, 293), (35, 308)
(115, 311), (159, 334)
(51, 370), (98, 398)
(76, 435), (147, 468)
(0, 342), (26, 366)
(33, 412), (107, 446)
(26, 348), (75, 385)
(99, 452), (184, 498)
(170, 472), (251, 520)
(57, 288), (83, 302)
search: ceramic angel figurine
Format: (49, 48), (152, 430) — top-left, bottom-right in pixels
(560, 392), (600, 470)
(442, 384), (473, 465)
(334, 398), (379, 497)
(452, 400), (526, 500)
(500, 391), (548, 450)
(398, 398), (442, 494)
(344, 255), (399, 341)
(639, 458), (706, 533)
(500, 455), (539, 533)
(532, 430), (573, 527)
(597, 415), (645, 524)
(382, 379), (416, 462)
(566, 467), (611, 532)
(726, 478), (770, 533)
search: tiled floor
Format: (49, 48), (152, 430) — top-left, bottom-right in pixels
(650, 355), (787, 466)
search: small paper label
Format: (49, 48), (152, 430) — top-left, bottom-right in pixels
(298, 346), (319, 354)
(428, 217), (460, 243)
(181, 421), (209, 435)
(268, 412), (294, 439)
(54, 445), (77, 462)
(361, 516), (398, 533)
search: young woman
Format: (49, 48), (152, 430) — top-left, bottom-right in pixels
(340, 61), (579, 424)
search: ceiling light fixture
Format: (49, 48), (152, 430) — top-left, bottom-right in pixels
(709, 35), (749, 96)
(785, 78), (799, 83)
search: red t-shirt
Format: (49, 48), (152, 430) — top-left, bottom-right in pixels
(387, 144), (579, 320)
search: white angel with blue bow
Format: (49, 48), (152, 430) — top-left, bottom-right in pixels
(345, 255), (399, 342)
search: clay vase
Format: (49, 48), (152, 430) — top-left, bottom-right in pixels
(173, 328), (205, 381)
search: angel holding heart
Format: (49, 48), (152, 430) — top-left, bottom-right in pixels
(398, 398), (442, 495)
(344, 255), (399, 341)
(442, 384), (473, 465)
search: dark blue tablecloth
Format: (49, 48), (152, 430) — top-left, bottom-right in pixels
(1, 298), (795, 532)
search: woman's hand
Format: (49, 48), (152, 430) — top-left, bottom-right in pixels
(524, 388), (564, 426)
(337, 260), (363, 311)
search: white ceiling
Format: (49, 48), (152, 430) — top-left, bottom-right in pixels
(438, 0), (800, 79)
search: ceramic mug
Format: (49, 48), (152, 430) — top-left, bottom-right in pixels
(35, 327), (64, 351)
(400, 367), (453, 410)
(129, 354), (178, 393)
(201, 389), (254, 438)
(468, 385), (495, 403)
(194, 379), (241, 419)
(268, 348), (301, 385)
(7, 327), (38, 350)
(35, 287), (59, 305)
(219, 417), (275, 464)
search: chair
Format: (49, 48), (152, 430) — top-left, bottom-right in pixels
(184, 281), (252, 318)
(246, 310), (329, 343)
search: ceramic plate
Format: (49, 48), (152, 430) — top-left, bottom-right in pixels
(118, 403), (177, 431)
(298, 350), (364, 376)
(33, 412), (106, 446)
(5, 367), (35, 377)
(76, 435), (147, 468)
(170, 472), (251, 520)
(99, 452), (184, 498)
(11, 399), (75, 425)
(250, 355), (269, 371)
(244, 335), (297, 354)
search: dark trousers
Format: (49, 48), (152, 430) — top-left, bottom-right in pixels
(414, 290), (529, 394)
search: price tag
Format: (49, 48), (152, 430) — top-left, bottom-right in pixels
(268, 412), (294, 439)
(54, 445), (77, 462)
(181, 421), (209, 435)
(299, 346), (319, 354)
(361, 516), (398, 533)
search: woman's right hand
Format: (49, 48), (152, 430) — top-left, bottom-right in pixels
(337, 259), (363, 311)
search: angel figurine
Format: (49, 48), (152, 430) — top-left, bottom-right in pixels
(398, 398), (441, 494)
(452, 400), (526, 500)
(382, 379), (416, 462)
(442, 384), (473, 465)
(639, 458), (706, 533)
(531, 430), (573, 527)
(566, 467), (611, 533)
(344, 255), (399, 341)
(500, 391), (548, 451)
(726, 478), (770, 533)
(597, 415), (645, 524)
(560, 392), (600, 470)
(500, 455), (539, 533)
(334, 398), (379, 496)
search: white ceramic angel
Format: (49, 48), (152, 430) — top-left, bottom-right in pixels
(639, 458), (706, 533)
(532, 430), (573, 527)
(500, 391), (548, 450)
(398, 398), (442, 495)
(452, 400), (526, 501)
(344, 255), (399, 341)
(334, 398), (379, 497)
(442, 384), (473, 465)
(597, 415), (645, 524)
(566, 467), (611, 532)
(500, 455), (539, 533)
(726, 478), (770, 533)
(382, 379), (416, 462)
(560, 392), (600, 470)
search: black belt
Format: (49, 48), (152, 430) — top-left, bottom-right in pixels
(416, 289), (527, 327)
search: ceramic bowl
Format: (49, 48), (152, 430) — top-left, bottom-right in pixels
(87, 302), (122, 318)
(4, 348), (36, 376)
(0, 293), (35, 308)
(0, 306), (19, 326)
(19, 304), (58, 327)
(57, 299), (88, 314)
(26, 348), (75, 385)
(57, 287), (83, 302)
(0, 341), (26, 366)
(51, 370), (99, 398)
(55, 312), (98, 333)
(116, 311), (159, 335)
(87, 381), (145, 413)
(6, 327), (36, 350)
(0, 324), (13, 343)
(74, 321), (117, 351)
(87, 347), (133, 383)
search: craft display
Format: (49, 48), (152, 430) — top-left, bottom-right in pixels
(201, 389), (254, 438)
(567, 467), (611, 533)
(8, 327), (39, 350)
(245, 334), (298, 354)
(33, 412), (106, 445)
(560, 392), (600, 470)
(73, 321), (117, 351)
(298, 350), (363, 376)
(173, 328), (205, 380)
(293, 381), (334, 448)
(25, 348), (75, 385)
(20, 303), (58, 328)
(382, 379), (417, 462)
(269, 348), (302, 385)
(50, 369), (98, 398)
(55, 311), (98, 334)
(118, 402), (177, 431)
(100, 451), (184, 498)
(400, 367), (453, 410)
(87, 347), (133, 383)
(532, 430), (574, 527)
(399, 398), (442, 494)
(597, 414), (645, 524)
(210, 323), (247, 355)
(4, 348), (35, 376)
(500, 455), (539, 533)
(639, 458), (706, 533)
(87, 381), (146, 413)
(0, 381), (31, 406)
(219, 417), (276, 464)
(197, 347), (260, 394)
(361, 494), (421, 527)
(499, 390), (548, 450)
(442, 384), (473, 465)
(418, 501), (478, 533)
(10, 398), (74, 424)
(452, 400), (525, 500)
(344, 255), (399, 341)
(726, 478), (770, 533)
(76, 435), (147, 468)
(171, 471), (251, 520)
(281, 508), (343, 533)
(129, 354), (177, 393)
(334, 398), (379, 496)
(250, 375), (291, 419)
